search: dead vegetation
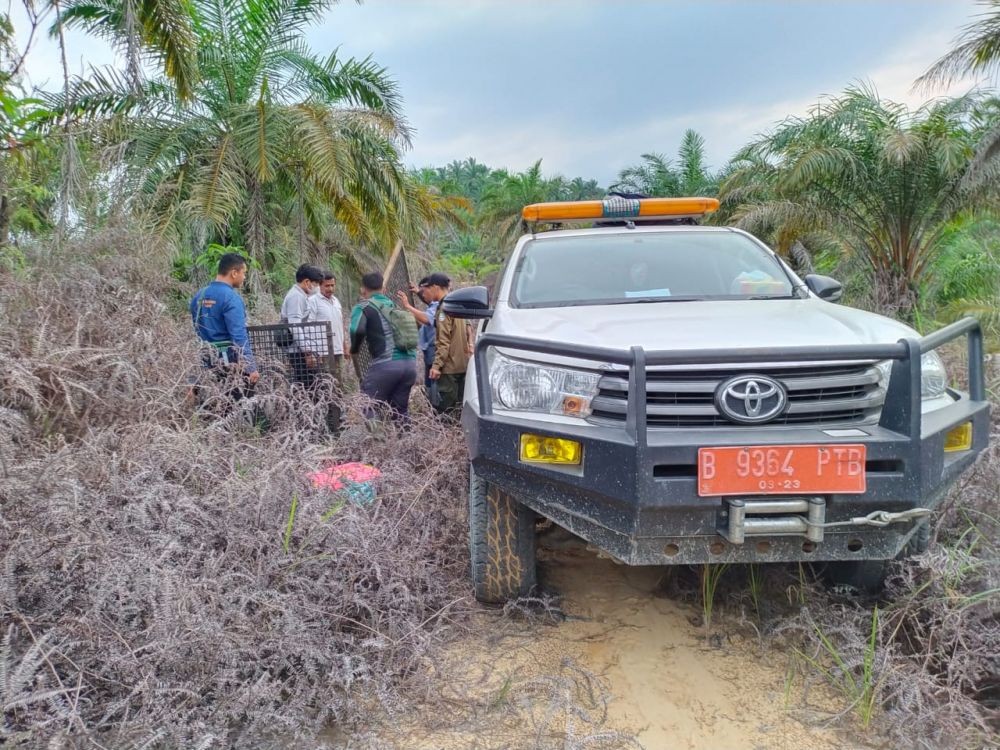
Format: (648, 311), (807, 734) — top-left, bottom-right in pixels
(0, 229), (473, 748)
(796, 385), (999, 748)
(2, 228), (998, 749)
(706, 406), (1000, 749)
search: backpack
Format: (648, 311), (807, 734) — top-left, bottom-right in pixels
(366, 297), (419, 354)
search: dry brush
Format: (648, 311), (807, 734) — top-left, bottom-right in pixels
(0, 229), (472, 748)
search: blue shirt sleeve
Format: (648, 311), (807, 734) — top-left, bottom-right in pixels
(223, 289), (257, 373)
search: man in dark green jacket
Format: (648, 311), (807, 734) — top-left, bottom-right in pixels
(349, 272), (417, 421)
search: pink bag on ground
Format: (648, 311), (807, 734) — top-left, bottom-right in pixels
(308, 462), (381, 505)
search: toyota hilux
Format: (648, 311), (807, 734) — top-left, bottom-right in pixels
(442, 196), (990, 603)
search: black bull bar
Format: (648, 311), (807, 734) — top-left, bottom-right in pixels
(466, 317), (990, 565)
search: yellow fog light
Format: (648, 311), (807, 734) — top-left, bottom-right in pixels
(944, 422), (973, 453)
(519, 434), (582, 466)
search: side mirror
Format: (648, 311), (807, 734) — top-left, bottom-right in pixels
(441, 285), (493, 319)
(804, 274), (843, 302)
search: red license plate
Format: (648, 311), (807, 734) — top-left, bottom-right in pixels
(697, 444), (867, 497)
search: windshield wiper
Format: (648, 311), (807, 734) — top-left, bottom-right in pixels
(747, 294), (797, 300)
(604, 295), (707, 305)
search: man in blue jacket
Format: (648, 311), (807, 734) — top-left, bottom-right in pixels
(190, 253), (260, 389)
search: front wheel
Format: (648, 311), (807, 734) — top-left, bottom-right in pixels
(468, 465), (536, 604)
(823, 558), (889, 595)
(823, 519), (933, 594)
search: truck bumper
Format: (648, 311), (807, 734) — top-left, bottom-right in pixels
(464, 319), (991, 566)
(465, 396), (988, 565)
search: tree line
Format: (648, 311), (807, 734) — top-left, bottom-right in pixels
(0, 0), (998, 334)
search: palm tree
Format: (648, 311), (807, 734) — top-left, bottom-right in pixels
(918, 0), (1000, 190)
(612, 129), (719, 197)
(612, 151), (677, 196)
(883, 215), (1000, 345)
(918, 0), (1000, 88)
(442, 158), (493, 203)
(564, 176), (604, 200)
(719, 87), (1000, 316)
(478, 159), (551, 249)
(57, 0), (198, 99)
(54, 0), (412, 268)
(676, 129), (718, 196)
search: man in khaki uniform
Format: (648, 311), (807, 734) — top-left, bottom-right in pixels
(429, 296), (472, 417)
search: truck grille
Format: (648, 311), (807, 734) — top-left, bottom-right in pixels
(589, 363), (884, 428)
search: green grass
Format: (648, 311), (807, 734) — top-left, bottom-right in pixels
(489, 673), (515, 712)
(700, 563), (729, 630)
(282, 494), (299, 553)
(796, 606), (882, 729)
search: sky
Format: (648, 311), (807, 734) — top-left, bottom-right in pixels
(12, 0), (990, 185)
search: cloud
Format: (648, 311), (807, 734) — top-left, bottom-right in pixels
(863, 27), (986, 106)
(393, 2), (989, 183)
(9, 0), (990, 188)
(9, 4), (118, 92)
(313, 0), (584, 56)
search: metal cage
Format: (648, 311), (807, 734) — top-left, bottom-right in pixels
(248, 321), (339, 382)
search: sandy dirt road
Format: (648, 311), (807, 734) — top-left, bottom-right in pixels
(367, 534), (873, 750)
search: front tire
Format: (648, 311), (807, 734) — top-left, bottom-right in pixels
(824, 558), (889, 595)
(469, 465), (536, 604)
(824, 519), (933, 594)
(903, 518), (930, 556)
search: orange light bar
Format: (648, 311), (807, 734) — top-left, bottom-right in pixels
(522, 197), (719, 223)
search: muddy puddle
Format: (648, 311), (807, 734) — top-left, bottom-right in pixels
(359, 531), (872, 750)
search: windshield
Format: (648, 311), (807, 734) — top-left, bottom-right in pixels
(510, 231), (797, 308)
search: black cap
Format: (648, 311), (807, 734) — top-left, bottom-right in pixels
(424, 272), (451, 288)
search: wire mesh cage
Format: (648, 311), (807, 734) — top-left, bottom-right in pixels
(244, 320), (344, 432)
(247, 321), (339, 383)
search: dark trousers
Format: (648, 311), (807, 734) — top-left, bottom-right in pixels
(434, 372), (465, 416)
(192, 360), (266, 429)
(199, 348), (255, 403)
(361, 359), (417, 421)
(287, 350), (318, 387)
(421, 345), (436, 387)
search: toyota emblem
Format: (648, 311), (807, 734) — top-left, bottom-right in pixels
(715, 375), (788, 424)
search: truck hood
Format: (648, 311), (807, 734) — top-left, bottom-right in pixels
(489, 299), (917, 365)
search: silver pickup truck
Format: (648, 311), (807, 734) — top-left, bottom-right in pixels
(443, 197), (990, 603)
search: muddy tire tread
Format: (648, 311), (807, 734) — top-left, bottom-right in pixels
(469, 466), (536, 603)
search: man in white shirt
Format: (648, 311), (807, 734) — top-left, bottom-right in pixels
(280, 264), (324, 382)
(309, 271), (350, 381)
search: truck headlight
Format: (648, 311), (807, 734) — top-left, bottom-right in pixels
(876, 351), (948, 399)
(920, 351), (947, 399)
(490, 351), (600, 417)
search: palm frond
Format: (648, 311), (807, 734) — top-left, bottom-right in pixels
(881, 129), (925, 166)
(184, 132), (244, 227)
(916, 0), (1000, 90)
(963, 122), (1000, 188)
(59, 0), (199, 99)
